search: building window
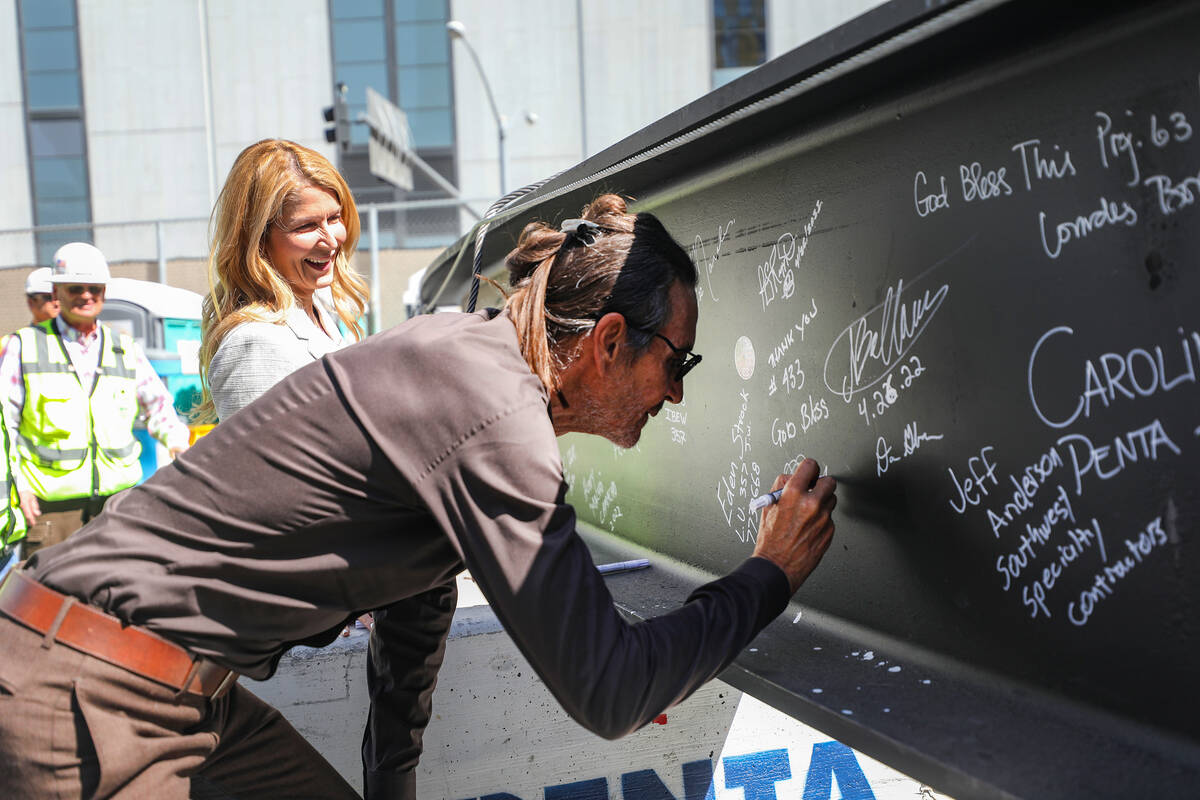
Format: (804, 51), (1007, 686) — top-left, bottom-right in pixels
(330, 0), (387, 147)
(18, 0), (92, 263)
(394, 0), (453, 150)
(329, 0), (458, 249)
(713, 0), (766, 88)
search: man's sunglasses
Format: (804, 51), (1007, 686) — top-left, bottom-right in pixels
(26, 293), (52, 303)
(63, 284), (105, 296)
(629, 326), (701, 383)
(594, 313), (703, 383)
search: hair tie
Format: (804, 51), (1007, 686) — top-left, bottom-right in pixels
(557, 218), (624, 260)
(560, 218), (598, 234)
(559, 218), (601, 247)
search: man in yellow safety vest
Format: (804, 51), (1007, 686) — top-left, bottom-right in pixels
(0, 267), (54, 575)
(0, 421), (24, 580)
(0, 243), (190, 556)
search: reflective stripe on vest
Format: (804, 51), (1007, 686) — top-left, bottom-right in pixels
(0, 465), (22, 547)
(0, 336), (23, 545)
(16, 321), (142, 501)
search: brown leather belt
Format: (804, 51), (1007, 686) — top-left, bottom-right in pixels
(0, 569), (237, 699)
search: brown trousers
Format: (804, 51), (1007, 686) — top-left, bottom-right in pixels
(0, 616), (360, 799)
(22, 495), (112, 558)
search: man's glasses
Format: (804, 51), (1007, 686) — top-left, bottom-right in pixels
(27, 293), (52, 303)
(631, 327), (701, 383)
(64, 284), (104, 296)
(595, 312), (703, 382)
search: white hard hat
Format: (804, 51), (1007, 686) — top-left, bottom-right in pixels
(49, 242), (110, 284)
(25, 267), (53, 295)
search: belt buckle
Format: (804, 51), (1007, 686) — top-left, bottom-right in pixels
(211, 668), (237, 700)
(177, 657), (238, 701)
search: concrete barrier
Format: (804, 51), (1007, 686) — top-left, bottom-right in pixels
(241, 574), (952, 799)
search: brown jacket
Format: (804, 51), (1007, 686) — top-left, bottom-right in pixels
(28, 309), (790, 784)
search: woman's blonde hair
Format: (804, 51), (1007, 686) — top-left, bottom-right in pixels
(195, 138), (369, 421)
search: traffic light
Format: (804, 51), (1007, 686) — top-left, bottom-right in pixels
(323, 83), (351, 151)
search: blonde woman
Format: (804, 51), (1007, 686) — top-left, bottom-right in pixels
(198, 139), (368, 423)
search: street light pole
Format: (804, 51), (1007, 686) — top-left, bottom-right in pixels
(447, 20), (507, 195)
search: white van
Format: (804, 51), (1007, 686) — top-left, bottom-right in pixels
(97, 278), (206, 480)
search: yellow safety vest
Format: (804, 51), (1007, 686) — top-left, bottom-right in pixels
(0, 334), (24, 546)
(16, 321), (142, 501)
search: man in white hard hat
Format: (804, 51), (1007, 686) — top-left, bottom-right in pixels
(23, 266), (59, 324)
(0, 271), (53, 576)
(0, 242), (190, 555)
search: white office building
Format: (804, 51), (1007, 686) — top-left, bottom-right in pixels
(0, 0), (879, 325)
